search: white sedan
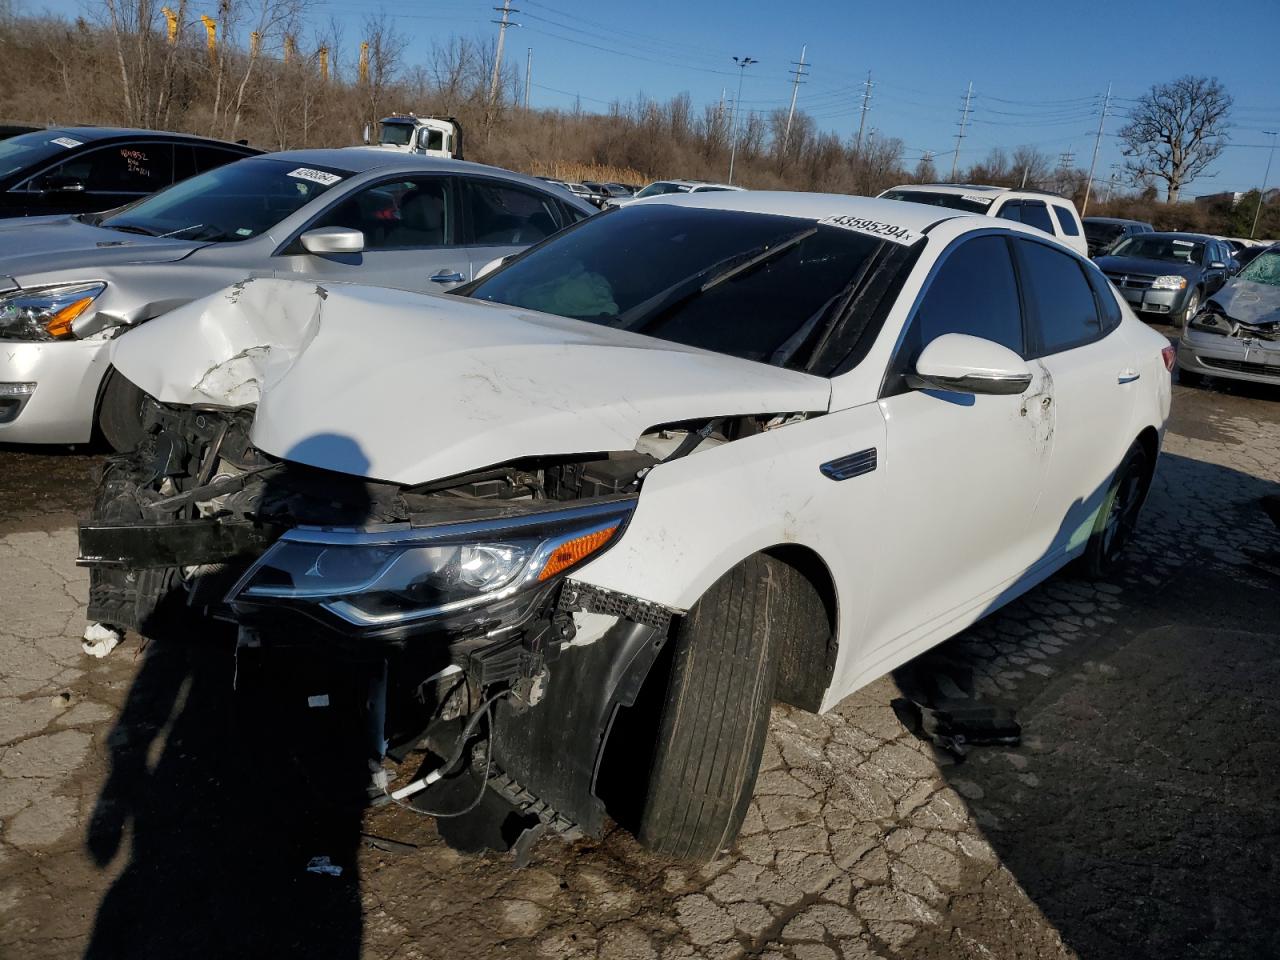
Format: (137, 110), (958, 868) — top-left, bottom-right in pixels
(84, 192), (1171, 860)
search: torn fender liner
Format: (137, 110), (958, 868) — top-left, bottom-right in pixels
(490, 618), (670, 836)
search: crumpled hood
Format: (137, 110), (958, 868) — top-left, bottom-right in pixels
(1207, 278), (1280, 326)
(112, 278), (832, 485)
(1094, 254), (1200, 279)
(0, 215), (204, 279)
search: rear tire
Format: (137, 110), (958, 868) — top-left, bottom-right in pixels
(1082, 441), (1151, 578)
(96, 369), (147, 453)
(636, 554), (790, 860)
(1178, 366), (1204, 387)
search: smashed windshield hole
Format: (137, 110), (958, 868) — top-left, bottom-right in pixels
(466, 204), (901, 370)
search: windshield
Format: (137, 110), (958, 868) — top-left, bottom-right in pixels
(881, 189), (992, 214)
(465, 204), (900, 369)
(100, 157), (349, 242)
(1238, 251), (1280, 286)
(1110, 235), (1205, 264)
(379, 122), (414, 147)
(1085, 222), (1127, 245)
(0, 130), (83, 180)
(635, 181), (691, 199)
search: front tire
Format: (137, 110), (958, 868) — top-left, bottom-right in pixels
(1179, 288), (1201, 328)
(1082, 441), (1152, 578)
(636, 554), (790, 860)
(96, 369), (147, 453)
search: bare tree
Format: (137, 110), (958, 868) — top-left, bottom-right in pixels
(360, 13), (407, 126)
(1120, 75), (1232, 203)
(1010, 144), (1052, 189)
(97, 0), (189, 127)
(913, 153), (937, 183)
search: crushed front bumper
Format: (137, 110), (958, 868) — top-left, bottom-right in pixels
(1178, 329), (1280, 386)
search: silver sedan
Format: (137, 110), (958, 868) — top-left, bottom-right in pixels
(0, 149), (593, 447)
(1178, 245), (1280, 389)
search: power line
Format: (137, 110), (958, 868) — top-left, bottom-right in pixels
(488, 0), (519, 105)
(855, 70), (873, 154)
(782, 44), (808, 155)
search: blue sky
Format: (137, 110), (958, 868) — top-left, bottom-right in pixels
(29, 0), (1280, 194)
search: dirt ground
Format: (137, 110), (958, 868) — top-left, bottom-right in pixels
(1, 343), (1279, 960)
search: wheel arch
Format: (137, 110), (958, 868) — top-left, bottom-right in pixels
(759, 543), (841, 712)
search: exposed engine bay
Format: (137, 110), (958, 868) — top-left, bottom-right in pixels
(79, 395), (803, 850)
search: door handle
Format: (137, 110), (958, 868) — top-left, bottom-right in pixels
(1118, 370), (1141, 384)
(430, 271), (465, 284)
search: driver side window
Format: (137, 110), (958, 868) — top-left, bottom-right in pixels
(887, 235), (1024, 395)
(308, 177), (454, 250)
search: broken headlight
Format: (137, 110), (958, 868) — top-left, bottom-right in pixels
(227, 499), (634, 627)
(1188, 308), (1230, 335)
(0, 282), (105, 341)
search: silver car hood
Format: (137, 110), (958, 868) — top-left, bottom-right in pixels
(111, 278), (832, 485)
(1208, 278), (1280, 325)
(0, 216), (204, 279)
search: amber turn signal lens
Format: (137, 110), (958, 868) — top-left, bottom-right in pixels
(44, 296), (96, 339)
(537, 524), (619, 581)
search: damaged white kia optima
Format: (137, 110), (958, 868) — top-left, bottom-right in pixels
(79, 193), (1171, 860)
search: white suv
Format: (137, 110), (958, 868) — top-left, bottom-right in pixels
(880, 183), (1088, 257)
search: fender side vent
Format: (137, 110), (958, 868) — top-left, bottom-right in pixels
(821, 448), (877, 481)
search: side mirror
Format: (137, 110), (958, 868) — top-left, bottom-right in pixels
(300, 227), (364, 255)
(906, 333), (1033, 396)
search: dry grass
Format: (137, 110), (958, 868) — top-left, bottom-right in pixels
(526, 160), (648, 186)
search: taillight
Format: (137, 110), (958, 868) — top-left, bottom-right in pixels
(1161, 345), (1176, 372)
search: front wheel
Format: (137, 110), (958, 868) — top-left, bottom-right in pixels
(1179, 288), (1201, 328)
(96, 369), (147, 453)
(636, 554), (793, 860)
(1082, 441), (1152, 578)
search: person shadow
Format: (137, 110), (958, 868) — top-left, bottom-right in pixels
(83, 433), (376, 960)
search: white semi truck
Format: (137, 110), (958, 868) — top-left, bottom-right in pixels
(362, 115), (463, 160)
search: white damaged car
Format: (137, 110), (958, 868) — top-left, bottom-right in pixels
(80, 193), (1171, 859)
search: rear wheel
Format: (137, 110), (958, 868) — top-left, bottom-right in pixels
(96, 369), (147, 453)
(1178, 366), (1204, 387)
(1082, 441), (1151, 578)
(636, 554), (792, 860)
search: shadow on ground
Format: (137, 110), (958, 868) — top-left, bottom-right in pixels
(904, 451), (1280, 959)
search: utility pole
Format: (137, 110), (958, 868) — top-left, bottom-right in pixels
(1250, 130), (1278, 239)
(523, 47), (532, 109)
(1105, 162), (1121, 203)
(1057, 148), (1076, 172)
(1080, 82), (1111, 216)
(855, 70), (874, 154)
(949, 81), (972, 181)
(727, 55), (757, 185)
(488, 0), (519, 105)
(781, 45), (807, 156)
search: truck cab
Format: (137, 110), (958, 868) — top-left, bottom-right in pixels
(365, 115), (462, 160)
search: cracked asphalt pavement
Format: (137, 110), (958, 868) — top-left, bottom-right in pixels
(2, 357), (1278, 960)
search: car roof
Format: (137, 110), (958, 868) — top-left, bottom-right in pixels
(639, 190), (972, 232)
(1142, 231), (1216, 241)
(650, 178), (740, 189)
(1084, 216), (1148, 225)
(889, 183), (1070, 201)
(38, 127), (257, 150)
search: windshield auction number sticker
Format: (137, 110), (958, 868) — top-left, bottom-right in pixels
(820, 214), (921, 246)
(50, 137), (82, 149)
(960, 194), (994, 206)
(287, 167), (343, 186)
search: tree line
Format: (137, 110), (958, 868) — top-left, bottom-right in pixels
(0, 0), (1273, 238)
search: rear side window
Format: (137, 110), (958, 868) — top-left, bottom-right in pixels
(1019, 200), (1055, 234)
(1017, 239), (1102, 355)
(39, 142), (174, 193)
(889, 235), (1024, 393)
(464, 180), (564, 244)
(996, 200), (1022, 222)
(1086, 265), (1123, 334)
(1052, 205), (1080, 236)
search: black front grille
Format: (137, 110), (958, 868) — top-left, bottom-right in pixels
(1104, 272), (1157, 290)
(1200, 357), (1280, 378)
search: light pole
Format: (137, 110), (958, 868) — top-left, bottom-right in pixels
(727, 55), (756, 185)
(1250, 131), (1277, 240)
